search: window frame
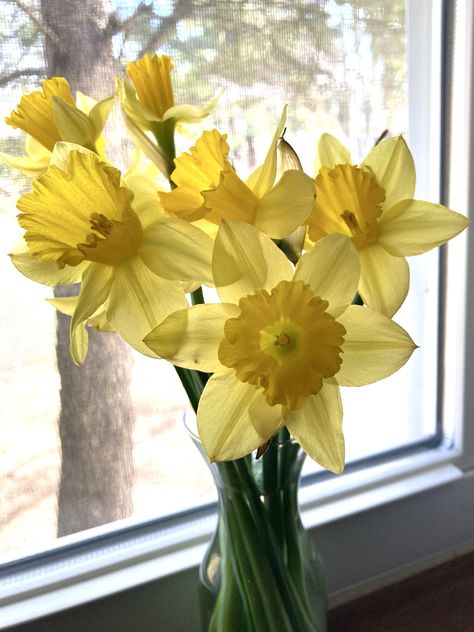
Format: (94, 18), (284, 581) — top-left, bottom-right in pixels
(2, 0), (474, 628)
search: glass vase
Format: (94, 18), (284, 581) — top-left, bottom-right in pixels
(190, 425), (328, 632)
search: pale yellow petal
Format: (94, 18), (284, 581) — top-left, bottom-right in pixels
(49, 141), (91, 170)
(197, 370), (278, 461)
(378, 199), (470, 256)
(48, 296), (114, 332)
(294, 233), (359, 310)
(315, 133), (352, 172)
(140, 217), (213, 285)
(245, 106), (287, 198)
(336, 305), (417, 386)
(10, 237), (88, 286)
(358, 243), (409, 317)
(284, 381), (344, 473)
(88, 95), (115, 137)
(213, 219), (293, 303)
(360, 136), (415, 210)
(52, 97), (96, 147)
(0, 151), (50, 177)
(162, 94), (220, 123)
(70, 263), (114, 365)
(144, 302), (240, 371)
(106, 255), (187, 356)
(254, 170), (316, 239)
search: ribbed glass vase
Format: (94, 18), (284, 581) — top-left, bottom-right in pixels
(190, 426), (328, 632)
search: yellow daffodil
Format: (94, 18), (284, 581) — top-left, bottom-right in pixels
(119, 53), (219, 172)
(160, 109), (316, 239)
(2, 77), (114, 175)
(12, 144), (213, 364)
(307, 134), (469, 316)
(145, 220), (416, 471)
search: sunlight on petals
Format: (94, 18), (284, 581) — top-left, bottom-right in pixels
(212, 219), (293, 303)
(285, 382), (344, 473)
(336, 305), (417, 386)
(360, 136), (416, 210)
(294, 234), (359, 310)
(106, 256), (187, 357)
(144, 302), (240, 372)
(315, 133), (352, 172)
(378, 199), (470, 256)
(197, 370), (271, 461)
(358, 243), (409, 317)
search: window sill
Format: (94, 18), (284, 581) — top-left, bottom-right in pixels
(0, 444), (468, 630)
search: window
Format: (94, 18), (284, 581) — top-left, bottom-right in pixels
(1, 1), (474, 629)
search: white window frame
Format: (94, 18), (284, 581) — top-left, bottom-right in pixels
(2, 1), (474, 628)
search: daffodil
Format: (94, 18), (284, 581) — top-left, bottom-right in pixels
(160, 109), (316, 239)
(2, 77), (114, 175)
(307, 134), (469, 316)
(12, 144), (213, 365)
(145, 220), (416, 471)
(119, 53), (219, 174)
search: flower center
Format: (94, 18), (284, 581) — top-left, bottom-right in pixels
(76, 209), (143, 267)
(17, 151), (142, 269)
(308, 164), (385, 249)
(218, 280), (346, 410)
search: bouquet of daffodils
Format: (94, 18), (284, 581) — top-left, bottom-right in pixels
(3, 53), (469, 631)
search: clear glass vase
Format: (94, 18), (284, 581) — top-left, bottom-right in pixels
(190, 426), (328, 632)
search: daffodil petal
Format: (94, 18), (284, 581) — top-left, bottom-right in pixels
(10, 237), (88, 286)
(360, 136), (415, 210)
(336, 305), (417, 386)
(163, 96), (220, 123)
(70, 263), (114, 365)
(0, 151), (50, 176)
(358, 243), (409, 317)
(284, 381), (344, 473)
(197, 370), (278, 461)
(140, 218), (213, 285)
(246, 106), (287, 198)
(254, 170), (316, 239)
(49, 141), (91, 169)
(106, 255), (187, 356)
(294, 234), (359, 310)
(52, 97), (96, 147)
(144, 302), (240, 371)
(315, 133), (352, 172)
(213, 219), (293, 303)
(124, 173), (166, 229)
(378, 199), (470, 256)
(47, 296), (114, 332)
(88, 95), (115, 137)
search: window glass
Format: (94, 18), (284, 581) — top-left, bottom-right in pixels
(0, 0), (436, 563)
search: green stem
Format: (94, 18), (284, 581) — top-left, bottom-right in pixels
(191, 286), (205, 305)
(174, 366), (203, 412)
(233, 459), (320, 632)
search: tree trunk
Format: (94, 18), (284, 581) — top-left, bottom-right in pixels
(40, 0), (135, 536)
